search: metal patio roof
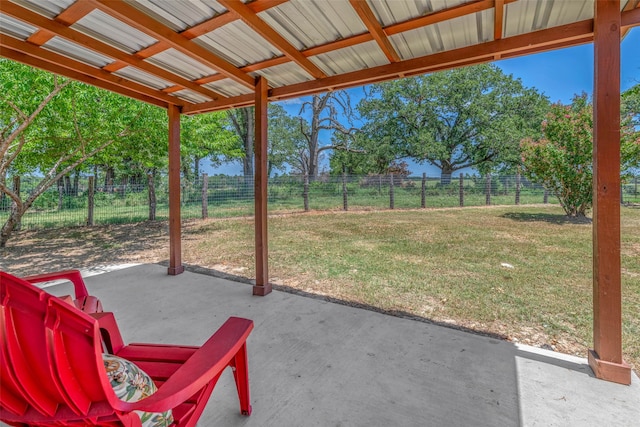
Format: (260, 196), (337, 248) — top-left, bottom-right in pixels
(1, 0), (639, 115)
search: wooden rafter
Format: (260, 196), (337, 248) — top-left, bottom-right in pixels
(217, 0), (326, 79)
(349, 0), (401, 63)
(0, 0), (222, 101)
(183, 18), (595, 114)
(494, 0), (505, 41)
(90, 0), (255, 88)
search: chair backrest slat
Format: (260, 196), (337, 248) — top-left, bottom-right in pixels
(0, 272), (111, 421)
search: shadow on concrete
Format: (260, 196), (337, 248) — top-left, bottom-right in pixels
(33, 264), (637, 427)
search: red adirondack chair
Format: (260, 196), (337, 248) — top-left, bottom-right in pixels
(0, 271), (254, 426)
(22, 269), (103, 314)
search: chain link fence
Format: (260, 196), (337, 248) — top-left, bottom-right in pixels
(2, 173), (639, 231)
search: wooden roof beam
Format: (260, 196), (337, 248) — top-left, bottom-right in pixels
(90, 0), (255, 88)
(217, 0), (326, 79)
(349, 0), (401, 63)
(0, 0), (222, 101)
(183, 18), (595, 114)
(194, 0), (519, 86)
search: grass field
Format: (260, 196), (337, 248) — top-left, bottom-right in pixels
(3, 203), (639, 372)
(180, 204), (640, 371)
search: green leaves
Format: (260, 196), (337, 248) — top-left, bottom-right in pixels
(356, 64), (549, 179)
(520, 92), (638, 217)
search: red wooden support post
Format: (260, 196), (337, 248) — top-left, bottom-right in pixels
(588, 0), (630, 385)
(253, 77), (271, 296)
(167, 104), (184, 275)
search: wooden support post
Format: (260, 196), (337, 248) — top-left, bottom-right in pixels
(167, 104), (184, 275)
(201, 173), (208, 219)
(253, 76), (271, 296)
(342, 167), (348, 211)
(421, 172), (426, 208)
(389, 173), (395, 209)
(459, 173), (464, 207)
(148, 172), (156, 221)
(515, 171), (521, 205)
(485, 174), (492, 206)
(588, 0), (630, 385)
(303, 173), (309, 212)
(87, 176), (95, 226)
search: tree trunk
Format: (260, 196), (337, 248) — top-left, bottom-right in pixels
(104, 166), (115, 192)
(421, 173), (426, 208)
(148, 172), (156, 221)
(440, 165), (454, 185)
(303, 173), (309, 212)
(72, 171), (79, 196)
(87, 176), (95, 226)
(201, 173), (208, 219)
(0, 204), (23, 247)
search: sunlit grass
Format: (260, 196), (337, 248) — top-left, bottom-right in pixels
(182, 205), (640, 372)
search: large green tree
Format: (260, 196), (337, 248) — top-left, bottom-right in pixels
(0, 60), (161, 246)
(521, 93), (639, 218)
(357, 64), (549, 183)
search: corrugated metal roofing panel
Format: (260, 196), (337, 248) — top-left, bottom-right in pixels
(368, 0), (468, 27)
(172, 89), (212, 104)
(10, 0), (75, 19)
(128, 0), (225, 32)
(390, 10), (492, 60)
(259, 0), (367, 50)
(114, 66), (173, 90)
(146, 47), (217, 80)
(72, 9), (157, 54)
(203, 78), (253, 97)
(504, 0), (594, 38)
(309, 40), (389, 76)
(42, 36), (113, 68)
(196, 20), (280, 67)
(0, 13), (37, 39)
(254, 62), (312, 88)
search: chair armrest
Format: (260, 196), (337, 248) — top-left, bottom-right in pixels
(91, 312), (125, 354)
(112, 317), (253, 413)
(23, 270), (90, 299)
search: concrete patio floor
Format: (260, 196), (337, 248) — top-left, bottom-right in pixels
(34, 264), (640, 426)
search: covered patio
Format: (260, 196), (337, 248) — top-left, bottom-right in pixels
(30, 263), (640, 425)
(1, 0), (639, 388)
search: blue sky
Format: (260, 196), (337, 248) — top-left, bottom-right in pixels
(207, 28), (640, 176)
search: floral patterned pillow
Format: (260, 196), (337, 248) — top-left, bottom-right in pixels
(102, 354), (174, 427)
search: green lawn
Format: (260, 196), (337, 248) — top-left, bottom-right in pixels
(182, 204), (640, 371)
